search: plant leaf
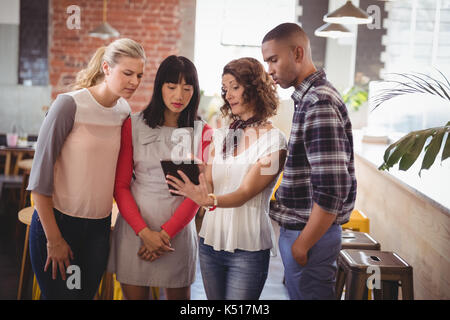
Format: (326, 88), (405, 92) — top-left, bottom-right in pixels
(420, 128), (446, 175)
(382, 135), (406, 163)
(381, 134), (417, 170)
(441, 122), (450, 162)
(386, 134), (417, 167)
(417, 72), (450, 102)
(442, 133), (450, 163)
(435, 69), (450, 92)
(399, 132), (432, 171)
(371, 71), (450, 110)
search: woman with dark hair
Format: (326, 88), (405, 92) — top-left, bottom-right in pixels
(167, 57), (288, 300)
(108, 55), (211, 300)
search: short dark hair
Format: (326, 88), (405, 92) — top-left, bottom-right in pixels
(220, 57), (278, 122)
(262, 22), (305, 44)
(142, 55), (200, 128)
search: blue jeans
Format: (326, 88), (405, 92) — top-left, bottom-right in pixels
(279, 224), (341, 300)
(199, 237), (270, 300)
(29, 209), (111, 300)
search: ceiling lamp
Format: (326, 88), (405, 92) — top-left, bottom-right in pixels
(314, 23), (354, 39)
(324, 1), (373, 25)
(89, 0), (119, 39)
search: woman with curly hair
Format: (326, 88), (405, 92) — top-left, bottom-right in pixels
(166, 57), (288, 299)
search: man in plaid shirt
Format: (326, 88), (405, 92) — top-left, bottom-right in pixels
(262, 23), (357, 300)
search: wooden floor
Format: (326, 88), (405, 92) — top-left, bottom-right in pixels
(0, 194), (289, 300)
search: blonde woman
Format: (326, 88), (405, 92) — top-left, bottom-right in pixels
(27, 38), (146, 300)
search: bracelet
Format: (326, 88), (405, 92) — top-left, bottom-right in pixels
(207, 193), (217, 211)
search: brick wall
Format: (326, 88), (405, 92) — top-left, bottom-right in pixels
(49, 0), (195, 113)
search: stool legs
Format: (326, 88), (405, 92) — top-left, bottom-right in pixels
(17, 225), (31, 300)
(339, 270), (414, 300)
(99, 272), (115, 300)
(19, 172), (30, 209)
(335, 264), (346, 299)
(400, 274), (414, 300)
(345, 272), (367, 300)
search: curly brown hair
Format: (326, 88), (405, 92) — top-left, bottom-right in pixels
(220, 57), (279, 122)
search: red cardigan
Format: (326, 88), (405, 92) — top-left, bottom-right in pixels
(113, 117), (212, 238)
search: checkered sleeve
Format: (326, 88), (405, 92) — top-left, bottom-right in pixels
(303, 101), (354, 215)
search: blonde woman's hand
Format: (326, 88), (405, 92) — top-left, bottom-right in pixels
(45, 237), (74, 280)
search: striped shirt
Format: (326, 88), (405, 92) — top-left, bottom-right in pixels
(269, 69), (357, 227)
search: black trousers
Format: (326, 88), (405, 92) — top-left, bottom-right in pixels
(29, 208), (111, 300)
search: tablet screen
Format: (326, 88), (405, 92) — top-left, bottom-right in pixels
(160, 160), (200, 196)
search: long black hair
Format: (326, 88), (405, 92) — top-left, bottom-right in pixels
(142, 55), (200, 128)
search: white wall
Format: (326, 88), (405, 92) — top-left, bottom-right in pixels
(0, 0), (19, 25)
(324, 0), (359, 93)
(0, 0), (51, 135)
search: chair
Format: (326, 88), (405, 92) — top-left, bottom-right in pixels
(0, 174), (22, 203)
(17, 206), (34, 300)
(336, 249), (414, 300)
(341, 209), (370, 233)
(17, 159), (33, 209)
(341, 230), (380, 250)
(336, 231), (381, 299)
(270, 172), (283, 201)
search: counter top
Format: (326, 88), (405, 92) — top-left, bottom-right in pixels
(353, 130), (450, 216)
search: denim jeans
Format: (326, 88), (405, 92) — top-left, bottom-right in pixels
(279, 224), (341, 300)
(199, 237), (270, 300)
(29, 208), (111, 300)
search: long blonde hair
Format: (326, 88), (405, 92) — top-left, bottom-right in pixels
(73, 38), (146, 90)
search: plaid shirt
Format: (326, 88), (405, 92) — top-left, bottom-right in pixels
(270, 69), (357, 227)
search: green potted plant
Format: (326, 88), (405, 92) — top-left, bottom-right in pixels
(372, 71), (450, 175)
(343, 73), (369, 129)
(343, 84), (368, 112)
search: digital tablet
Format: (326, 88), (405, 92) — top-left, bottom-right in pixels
(160, 160), (200, 196)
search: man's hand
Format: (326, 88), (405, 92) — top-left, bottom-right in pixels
(290, 203), (337, 267)
(291, 237), (309, 266)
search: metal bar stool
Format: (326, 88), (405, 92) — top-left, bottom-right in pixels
(336, 249), (414, 300)
(336, 231), (381, 299)
(341, 230), (381, 250)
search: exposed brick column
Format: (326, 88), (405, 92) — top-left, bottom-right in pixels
(49, 0), (190, 112)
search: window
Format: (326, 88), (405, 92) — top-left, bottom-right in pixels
(18, 0), (49, 86)
(194, 0), (296, 98)
(368, 0), (450, 134)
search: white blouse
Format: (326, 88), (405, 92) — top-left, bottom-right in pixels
(199, 127), (288, 254)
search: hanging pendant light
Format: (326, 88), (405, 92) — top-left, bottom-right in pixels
(324, 1), (373, 25)
(314, 23), (354, 39)
(89, 0), (120, 39)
